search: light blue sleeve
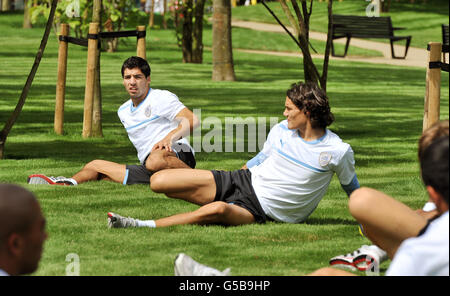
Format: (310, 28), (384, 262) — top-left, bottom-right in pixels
(247, 123), (282, 168)
(246, 122), (282, 168)
(246, 151), (268, 169)
(340, 174), (360, 197)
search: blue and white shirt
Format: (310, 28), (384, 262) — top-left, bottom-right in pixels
(118, 88), (192, 164)
(248, 120), (357, 223)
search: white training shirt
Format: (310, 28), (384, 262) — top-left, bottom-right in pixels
(386, 211), (449, 276)
(117, 88), (192, 164)
(249, 120), (356, 223)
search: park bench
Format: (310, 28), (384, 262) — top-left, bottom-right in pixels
(331, 15), (412, 59)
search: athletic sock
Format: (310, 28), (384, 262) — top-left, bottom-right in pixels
(136, 220), (156, 228)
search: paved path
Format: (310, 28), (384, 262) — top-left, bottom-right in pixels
(232, 20), (430, 69)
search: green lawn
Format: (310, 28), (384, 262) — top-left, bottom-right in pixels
(222, 26), (383, 57)
(0, 9), (448, 276)
(231, 0), (449, 49)
(146, 20), (383, 57)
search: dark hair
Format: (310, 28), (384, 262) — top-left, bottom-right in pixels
(420, 136), (449, 205)
(0, 184), (38, 243)
(121, 56), (151, 78)
(286, 81), (334, 128)
(418, 120), (449, 160)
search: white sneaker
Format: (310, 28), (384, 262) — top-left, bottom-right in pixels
(330, 245), (388, 271)
(107, 212), (138, 228)
(174, 253), (231, 276)
(27, 174), (75, 185)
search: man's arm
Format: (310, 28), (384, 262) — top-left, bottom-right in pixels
(241, 122), (279, 169)
(335, 146), (360, 197)
(341, 174), (360, 197)
(152, 107), (199, 152)
(241, 151), (268, 170)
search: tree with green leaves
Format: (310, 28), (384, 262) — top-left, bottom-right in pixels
(28, 0), (146, 52)
(263, 0), (333, 90)
(173, 0), (206, 63)
(1, 0), (58, 159)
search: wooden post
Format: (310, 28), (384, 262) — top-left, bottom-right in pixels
(423, 42), (442, 132)
(137, 25), (146, 59)
(91, 0), (103, 138)
(83, 22), (99, 138)
(54, 23), (69, 135)
(91, 54), (103, 137)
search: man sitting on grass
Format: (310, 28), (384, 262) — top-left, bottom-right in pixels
(107, 81), (361, 229)
(311, 135), (449, 276)
(328, 120), (449, 272)
(27, 56), (198, 186)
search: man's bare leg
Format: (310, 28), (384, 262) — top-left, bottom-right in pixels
(308, 267), (357, 276)
(109, 201), (256, 229)
(150, 168), (217, 205)
(151, 169), (256, 226)
(349, 187), (428, 259)
(27, 159), (126, 186)
(72, 160), (127, 184)
(154, 201), (256, 227)
(109, 169), (257, 228)
(72, 149), (190, 185)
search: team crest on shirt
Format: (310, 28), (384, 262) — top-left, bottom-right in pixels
(319, 152), (332, 167)
(145, 105), (152, 117)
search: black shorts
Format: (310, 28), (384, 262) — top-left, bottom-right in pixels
(211, 169), (268, 224)
(124, 143), (196, 185)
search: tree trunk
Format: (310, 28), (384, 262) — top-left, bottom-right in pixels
(268, 0), (328, 89)
(192, 0), (205, 63)
(23, 0), (33, 28)
(2, 0), (11, 11)
(181, 0), (194, 63)
(382, 0), (391, 12)
(320, 0), (333, 91)
(162, 0), (167, 29)
(178, 0), (205, 63)
(212, 0), (236, 81)
(280, 0), (320, 86)
(0, 0), (58, 159)
(148, 0), (155, 27)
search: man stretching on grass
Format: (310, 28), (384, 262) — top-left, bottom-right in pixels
(28, 56), (198, 186)
(108, 81), (361, 229)
(310, 135), (449, 276)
